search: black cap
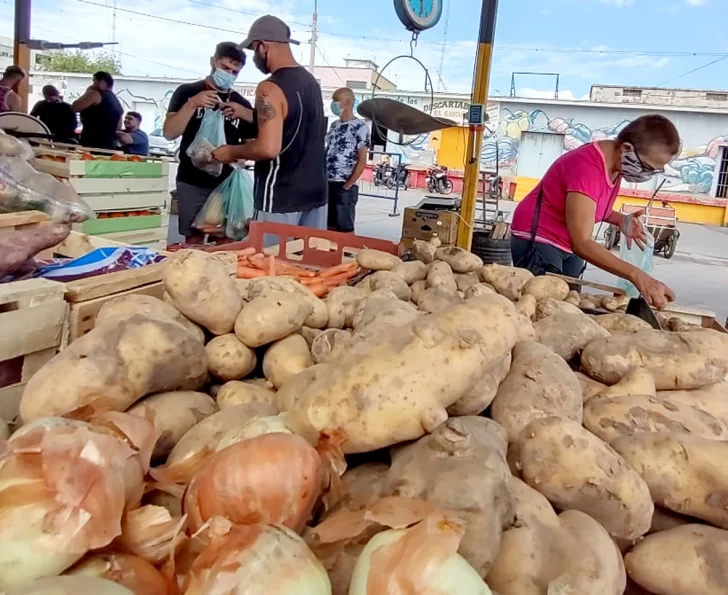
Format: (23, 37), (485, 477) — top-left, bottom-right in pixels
(239, 15), (300, 49)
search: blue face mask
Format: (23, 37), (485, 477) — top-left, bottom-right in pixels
(331, 101), (343, 117)
(212, 68), (237, 90)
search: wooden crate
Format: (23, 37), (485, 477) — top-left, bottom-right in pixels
(0, 279), (68, 421)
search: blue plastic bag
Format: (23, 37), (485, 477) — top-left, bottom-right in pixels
(32, 247), (165, 282)
(618, 219), (654, 297)
(186, 108), (226, 176)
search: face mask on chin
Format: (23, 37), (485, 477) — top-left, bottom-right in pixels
(253, 46), (270, 75)
(620, 146), (659, 183)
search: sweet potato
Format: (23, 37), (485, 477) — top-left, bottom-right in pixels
(286, 295), (519, 453)
(391, 260), (428, 285)
(246, 276), (328, 329)
(491, 341), (583, 443)
(581, 329), (728, 389)
(447, 355), (511, 417)
(388, 417), (514, 577)
(163, 249), (242, 335)
(20, 314), (208, 422)
(234, 291), (312, 347)
(516, 417), (654, 540)
(325, 286), (368, 329)
(368, 270), (411, 301)
(216, 379), (277, 409)
(612, 432), (728, 529)
(262, 333), (313, 389)
(533, 297), (581, 321)
(127, 391), (217, 462)
(356, 248), (401, 271)
(426, 261), (458, 292)
(595, 313), (651, 334)
(522, 276), (569, 302)
(625, 525), (728, 595)
(535, 311), (610, 361)
(478, 264), (533, 301)
(434, 246), (483, 273)
(204, 334), (257, 381)
(311, 329), (352, 364)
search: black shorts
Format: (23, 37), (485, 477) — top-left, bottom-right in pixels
(327, 181), (358, 233)
(511, 236), (586, 279)
(176, 181), (214, 237)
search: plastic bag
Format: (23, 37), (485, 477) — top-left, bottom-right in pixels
(193, 166), (254, 240)
(33, 246), (166, 282)
(0, 157), (94, 222)
(618, 216), (654, 297)
(186, 108), (226, 177)
(0, 129), (34, 161)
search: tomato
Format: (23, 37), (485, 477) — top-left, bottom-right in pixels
(128, 155), (144, 162)
(80, 153), (95, 161)
(110, 154), (126, 161)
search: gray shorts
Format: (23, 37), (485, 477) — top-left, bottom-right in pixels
(176, 181), (215, 237)
(253, 205), (327, 247)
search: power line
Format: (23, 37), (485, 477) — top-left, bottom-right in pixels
(315, 45), (346, 85)
(656, 55), (728, 87)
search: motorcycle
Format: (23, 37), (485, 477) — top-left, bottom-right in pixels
(372, 162), (388, 187)
(386, 163), (410, 191)
(426, 165), (453, 195)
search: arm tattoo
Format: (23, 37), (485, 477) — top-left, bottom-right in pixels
(256, 93), (277, 124)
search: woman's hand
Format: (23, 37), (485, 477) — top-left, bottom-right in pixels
(622, 209), (649, 249)
(633, 270), (675, 309)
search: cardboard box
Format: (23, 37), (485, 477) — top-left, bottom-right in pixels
(401, 202), (459, 245)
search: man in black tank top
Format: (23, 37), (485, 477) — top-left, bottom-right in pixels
(213, 16), (327, 230)
(72, 72), (123, 150)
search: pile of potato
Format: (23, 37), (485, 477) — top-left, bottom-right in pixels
(12, 238), (728, 594)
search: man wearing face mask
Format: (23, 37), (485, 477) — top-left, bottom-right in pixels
(510, 114), (678, 308)
(163, 42), (256, 244)
(212, 16), (327, 230)
(325, 87), (370, 232)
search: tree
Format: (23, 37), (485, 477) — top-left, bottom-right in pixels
(38, 50), (122, 75)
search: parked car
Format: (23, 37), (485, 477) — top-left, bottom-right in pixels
(148, 128), (180, 159)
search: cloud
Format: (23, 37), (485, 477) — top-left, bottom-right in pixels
(600, 0), (635, 6)
(685, 0), (707, 5)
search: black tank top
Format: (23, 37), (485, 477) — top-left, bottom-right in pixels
(80, 90), (123, 150)
(254, 67), (327, 214)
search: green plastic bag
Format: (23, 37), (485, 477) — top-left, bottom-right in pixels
(223, 167), (255, 241)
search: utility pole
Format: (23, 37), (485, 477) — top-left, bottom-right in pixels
(308, 0), (318, 75)
(13, 0), (31, 112)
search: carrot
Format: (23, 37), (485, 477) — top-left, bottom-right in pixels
(237, 266), (268, 279)
(307, 282), (329, 297)
(319, 261), (358, 278)
(236, 247), (256, 257)
(272, 260), (317, 278)
(267, 254), (276, 277)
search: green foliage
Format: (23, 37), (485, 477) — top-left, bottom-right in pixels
(38, 50), (122, 75)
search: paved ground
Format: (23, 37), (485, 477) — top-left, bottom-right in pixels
(168, 182), (728, 323)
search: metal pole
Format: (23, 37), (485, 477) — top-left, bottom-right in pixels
(13, 0), (31, 112)
(308, 0), (318, 75)
(457, 0), (499, 250)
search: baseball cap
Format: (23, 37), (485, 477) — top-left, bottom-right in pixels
(239, 15), (300, 49)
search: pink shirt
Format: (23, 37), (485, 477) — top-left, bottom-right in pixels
(511, 142), (620, 253)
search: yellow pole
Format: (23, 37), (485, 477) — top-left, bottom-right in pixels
(457, 0), (499, 250)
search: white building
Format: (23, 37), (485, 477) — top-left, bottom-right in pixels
(590, 84), (728, 110)
(311, 58), (396, 91)
(0, 36), (49, 74)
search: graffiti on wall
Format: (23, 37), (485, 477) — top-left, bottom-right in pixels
(483, 107), (727, 194)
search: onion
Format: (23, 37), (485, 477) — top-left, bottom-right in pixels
(0, 413), (156, 589)
(66, 553), (172, 595)
(184, 432), (322, 533)
(184, 523), (331, 594)
(349, 514), (491, 595)
(117, 504), (187, 564)
(4, 576), (134, 595)
(215, 415), (292, 450)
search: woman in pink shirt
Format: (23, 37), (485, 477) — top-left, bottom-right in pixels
(511, 115), (678, 308)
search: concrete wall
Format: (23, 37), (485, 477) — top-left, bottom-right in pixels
(591, 85), (728, 110)
(310, 66), (396, 91)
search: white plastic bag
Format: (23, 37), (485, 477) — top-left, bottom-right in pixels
(618, 215), (654, 297)
(186, 108), (226, 177)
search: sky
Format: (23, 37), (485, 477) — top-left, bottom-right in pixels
(0, 0), (726, 99)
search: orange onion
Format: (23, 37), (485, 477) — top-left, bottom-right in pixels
(117, 504), (187, 564)
(66, 552), (174, 595)
(0, 412), (156, 590)
(4, 576), (134, 594)
(184, 523), (331, 594)
(184, 432), (322, 533)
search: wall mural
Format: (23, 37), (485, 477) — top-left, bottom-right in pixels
(483, 107), (727, 194)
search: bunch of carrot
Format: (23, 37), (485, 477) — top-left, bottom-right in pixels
(235, 248), (362, 297)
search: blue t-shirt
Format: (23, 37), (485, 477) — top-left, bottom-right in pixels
(123, 129), (149, 156)
(325, 119), (370, 183)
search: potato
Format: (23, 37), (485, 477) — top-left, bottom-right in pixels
(163, 249), (242, 335)
(625, 525), (728, 595)
(391, 260), (428, 284)
(612, 432), (728, 529)
(602, 294), (630, 312)
(300, 326), (323, 347)
(325, 286), (368, 329)
(535, 311), (610, 361)
(286, 295), (519, 453)
(491, 342), (583, 443)
(649, 506), (698, 534)
(247, 276), (328, 329)
(350, 297), (419, 346)
(311, 329), (352, 364)
(368, 270), (411, 301)
(598, 367), (656, 399)
(262, 333), (313, 389)
(411, 238), (441, 264)
(96, 294), (205, 343)
(417, 285), (461, 313)
(356, 248), (401, 271)
(234, 291), (312, 347)
(464, 283), (496, 299)
(514, 313), (536, 343)
(516, 417), (654, 540)
(204, 334), (257, 381)
(522, 276), (569, 302)
(216, 379), (277, 409)
(434, 246), (483, 273)
(574, 371), (607, 401)
(21, 314), (208, 422)
(127, 391), (216, 462)
(533, 298), (581, 321)
(447, 354), (511, 417)
(581, 329), (728, 390)
(660, 382), (728, 426)
(579, 296), (598, 309)
(234, 278), (251, 300)
(275, 364), (332, 412)
(388, 417), (514, 577)
(409, 279), (427, 304)
(595, 313), (651, 334)
(452, 272), (479, 293)
(355, 276), (372, 292)
(487, 477), (627, 595)
(584, 393), (728, 444)
(426, 261), (458, 292)
(564, 290), (580, 306)
(478, 264), (533, 301)
(514, 294), (537, 321)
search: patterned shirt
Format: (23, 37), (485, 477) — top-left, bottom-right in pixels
(325, 118), (371, 183)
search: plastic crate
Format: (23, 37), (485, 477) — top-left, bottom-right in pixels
(203, 221), (399, 268)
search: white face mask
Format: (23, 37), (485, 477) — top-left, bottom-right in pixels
(621, 145), (662, 183)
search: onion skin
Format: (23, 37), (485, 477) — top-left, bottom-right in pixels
(66, 552), (173, 595)
(184, 433), (322, 533)
(3, 576), (134, 595)
(117, 504), (187, 564)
